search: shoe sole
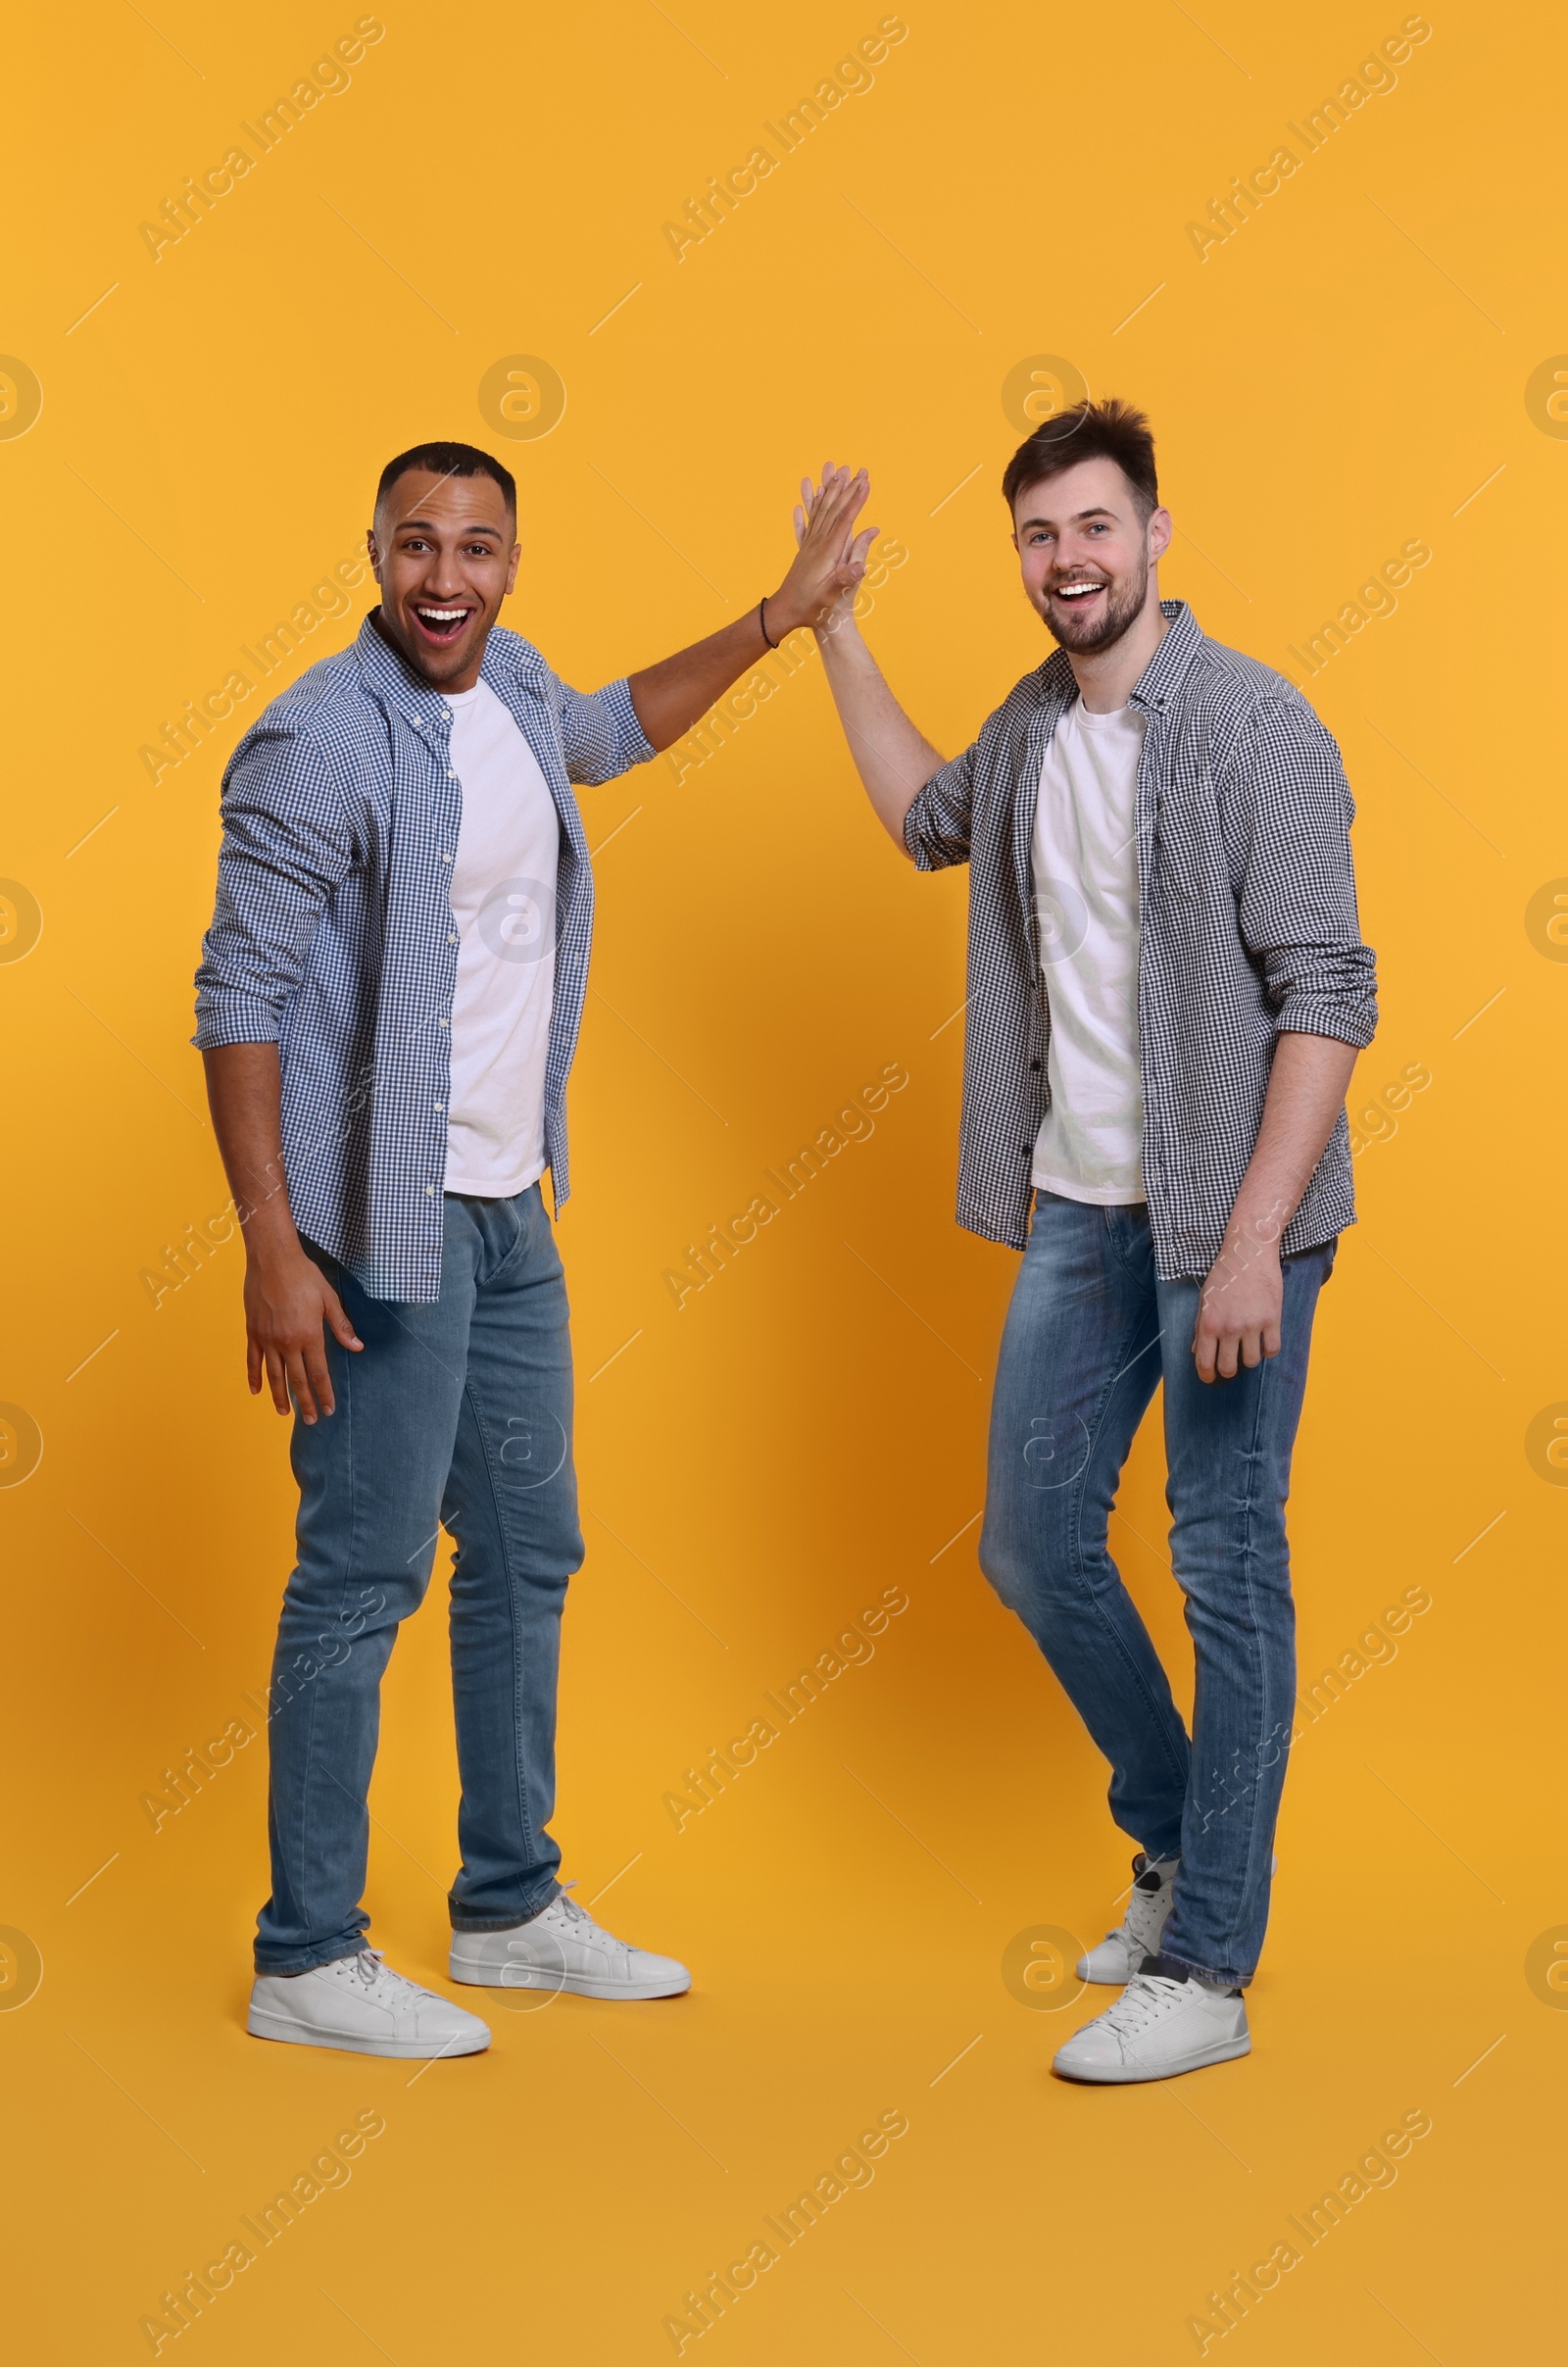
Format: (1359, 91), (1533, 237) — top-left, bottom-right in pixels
(247, 2006), (490, 2059)
(448, 1959), (691, 2002)
(1052, 2033), (1251, 2085)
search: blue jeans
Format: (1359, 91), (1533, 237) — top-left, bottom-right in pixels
(979, 1192), (1332, 1988)
(255, 1187), (582, 1974)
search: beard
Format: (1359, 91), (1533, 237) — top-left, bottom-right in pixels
(1041, 550), (1151, 654)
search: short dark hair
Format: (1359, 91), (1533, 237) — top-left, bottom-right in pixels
(1002, 397), (1158, 519)
(375, 439), (516, 518)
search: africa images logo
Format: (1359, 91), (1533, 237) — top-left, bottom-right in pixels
(476, 879), (553, 962)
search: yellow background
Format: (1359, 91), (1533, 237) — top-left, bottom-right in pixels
(3, 2), (1564, 2358)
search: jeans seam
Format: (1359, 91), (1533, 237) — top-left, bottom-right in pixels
(257, 1939), (368, 1977)
(289, 1341), (367, 1955)
(1065, 1296), (1191, 1806)
(459, 1371), (542, 1919)
(1159, 1948), (1247, 1990)
(449, 1895), (558, 1933)
(1203, 1347), (1276, 1974)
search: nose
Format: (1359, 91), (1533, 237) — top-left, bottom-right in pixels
(1052, 536), (1102, 578)
(420, 549), (469, 599)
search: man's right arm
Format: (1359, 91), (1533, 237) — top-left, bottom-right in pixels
(813, 607), (948, 853)
(798, 466), (951, 855)
(203, 1042), (362, 1424)
(195, 718), (363, 1421)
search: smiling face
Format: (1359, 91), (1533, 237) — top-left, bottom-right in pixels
(368, 467), (520, 691)
(1011, 455), (1171, 656)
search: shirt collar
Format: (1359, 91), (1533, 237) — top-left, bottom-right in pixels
(354, 612), (457, 740)
(1128, 599), (1203, 715)
(1035, 597), (1203, 715)
(353, 614), (549, 739)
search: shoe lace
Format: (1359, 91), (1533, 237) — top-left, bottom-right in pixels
(543, 1885), (627, 1951)
(1100, 1972), (1188, 2037)
(347, 1948), (426, 1997)
(1112, 1860), (1172, 1957)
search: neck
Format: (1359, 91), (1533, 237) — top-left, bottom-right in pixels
(1066, 587), (1170, 713)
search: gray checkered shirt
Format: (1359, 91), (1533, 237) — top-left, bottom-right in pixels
(194, 616), (652, 1302)
(904, 601), (1377, 1279)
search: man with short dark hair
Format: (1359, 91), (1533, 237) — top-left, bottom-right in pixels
(197, 441), (873, 2057)
(801, 402), (1376, 2080)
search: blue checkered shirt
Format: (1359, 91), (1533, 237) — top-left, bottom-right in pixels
(194, 616), (653, 1301)
(904, 601), (1378, 1279)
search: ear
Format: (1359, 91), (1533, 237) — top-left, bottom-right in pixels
(366, 525), (383, 583)
(504, 538), (521, 597)
(1147, 505), (1174, 564)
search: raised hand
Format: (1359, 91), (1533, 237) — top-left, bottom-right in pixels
(624, 461), (878, 753)
(773, 463), (945, 849)
(769, 462), (878, 636)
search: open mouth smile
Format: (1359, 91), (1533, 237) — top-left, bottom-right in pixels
(1050, 577), (1109, 605)
(412, 603), (474, 645)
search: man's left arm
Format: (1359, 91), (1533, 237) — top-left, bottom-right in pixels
(1195, 1032), (1359, 1381)
(555, 470), (878, 782)
(1195, 698), (1378, 1383)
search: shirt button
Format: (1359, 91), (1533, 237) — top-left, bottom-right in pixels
(447, 932), (458, 944)
(424, 1184), (434, 1196)
(447, 771), (459, 782)
(437, 1017), (449, 1029)
(434, 1100), (444, 1111)
(1030, 1060), (1042, 1072)
(442, 853), (453, 863)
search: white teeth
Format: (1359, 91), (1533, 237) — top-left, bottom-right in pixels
(418, 607), (467, 622)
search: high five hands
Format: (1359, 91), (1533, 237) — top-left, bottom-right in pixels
(622, 462), (877, 750)
(785, 464), (878, 633)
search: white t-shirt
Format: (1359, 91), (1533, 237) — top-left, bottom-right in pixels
(441, 680), (560, 1198)
(1030, 698), (1148, 1205)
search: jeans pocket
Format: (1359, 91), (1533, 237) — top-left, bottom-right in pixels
(492, 1186), (539, 1278)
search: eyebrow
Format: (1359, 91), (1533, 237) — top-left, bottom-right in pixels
(393, 515), (505, 537)
(1016, 504), (1121, 531)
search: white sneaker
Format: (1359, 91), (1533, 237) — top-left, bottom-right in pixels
(1077, 1852), (1180, 1984)
(1053, 1969), (1250, 2084)
(248, 1949), (491, 2060)
(449, 1888), (690, 2000)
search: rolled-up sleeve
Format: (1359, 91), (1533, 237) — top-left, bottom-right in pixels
(557, 674), (655, 786)
(1229, 698), (1378, 1049)
(193, 721), (355, 1049)
(904, 743), (976, 870)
